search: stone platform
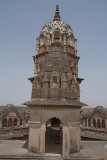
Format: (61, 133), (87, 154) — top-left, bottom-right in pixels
(0, 140), (106, 159)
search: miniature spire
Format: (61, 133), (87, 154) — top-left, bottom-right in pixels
(53, 5), (61, 21)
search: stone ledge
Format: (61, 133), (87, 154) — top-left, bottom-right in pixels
(0, 155), (105, 160)
(0, 155), (44, 159)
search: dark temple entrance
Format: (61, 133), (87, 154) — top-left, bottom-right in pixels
(45, 117), (62, 154)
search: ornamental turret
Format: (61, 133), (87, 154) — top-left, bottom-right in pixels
(29, 5), (83, 101)
(24, 5), (87, 156)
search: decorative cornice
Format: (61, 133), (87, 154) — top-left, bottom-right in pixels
(28, 105), (81, 110)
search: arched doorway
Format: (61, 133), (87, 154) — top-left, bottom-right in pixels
(93, 119), (96, 127)
(45, 117), (62, 154)
(2, 118), (7, 127)
(20, 118), (22, 125)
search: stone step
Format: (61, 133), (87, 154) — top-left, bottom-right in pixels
(44, 156), (62, 160)
(44, 156), (104, 160)
(44, 155), (62, 160)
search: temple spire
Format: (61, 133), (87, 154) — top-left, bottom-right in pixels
(53, 5), (61, 21)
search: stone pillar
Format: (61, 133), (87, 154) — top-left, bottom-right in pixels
(22, 119), (26, 127)
(62, 126), (69, 157)
(83, 120), (85, 127)
(86, 119), (88, 128)
(40, 123), (46, 154)
(17, 118), (20, 127)
(28, 121), (42, 154)
(67, 122), (80, 154)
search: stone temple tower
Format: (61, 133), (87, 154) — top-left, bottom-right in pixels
(24, 5), (87, 157)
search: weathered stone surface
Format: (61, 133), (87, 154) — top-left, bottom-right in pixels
(28, 122), (41, 153)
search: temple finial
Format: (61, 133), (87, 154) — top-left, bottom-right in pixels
(53, 5), (61, 21)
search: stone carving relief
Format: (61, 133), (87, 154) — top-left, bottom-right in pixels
(50, 72), (60, 88)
